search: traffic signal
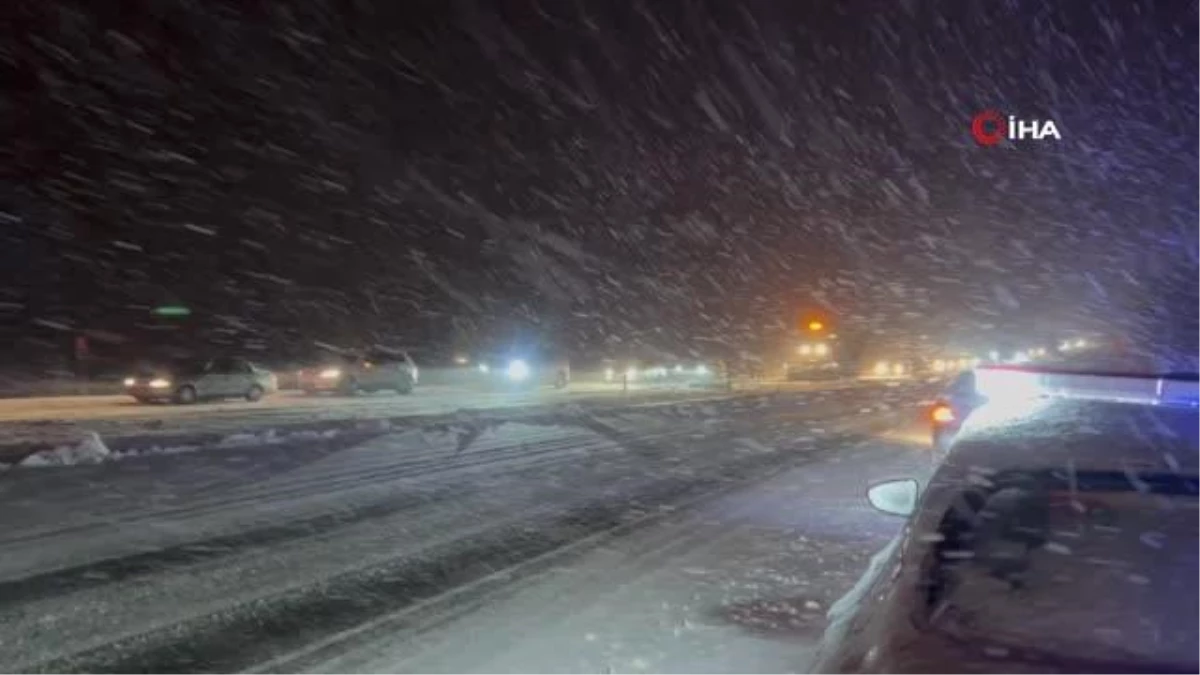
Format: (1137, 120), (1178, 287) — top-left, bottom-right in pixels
(807, 320), (824, 332)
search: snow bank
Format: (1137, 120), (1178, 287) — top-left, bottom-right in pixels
(218, 429), (281, 447)
(20, 432), (111, 467)
(14, 427), (345, 469)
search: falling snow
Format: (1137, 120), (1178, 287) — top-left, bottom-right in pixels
(0, 1), (1196, 673)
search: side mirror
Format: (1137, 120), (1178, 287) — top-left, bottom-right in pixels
(867, 478), (919, 517)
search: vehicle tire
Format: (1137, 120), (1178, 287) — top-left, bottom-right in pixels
(175, 385), (197, 405)
(395, 378), (413, 395)
(245, 384), (265, 402)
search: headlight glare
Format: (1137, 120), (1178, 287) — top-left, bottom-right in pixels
(507, 359), (531, 382)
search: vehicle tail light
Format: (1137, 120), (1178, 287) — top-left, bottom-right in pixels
(931, 403), (956, 424)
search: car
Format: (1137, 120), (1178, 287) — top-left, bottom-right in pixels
(928, 369), (988, 461)
(811, 366), (1199, 673)
(477, 349), (570, 389)
(124, 357), (278, 404)
(298, 349), (418, 395)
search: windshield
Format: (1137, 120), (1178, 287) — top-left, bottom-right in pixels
(1, 1), (1195, 673)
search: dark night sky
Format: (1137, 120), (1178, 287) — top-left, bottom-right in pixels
(2, 0), (1197, 370)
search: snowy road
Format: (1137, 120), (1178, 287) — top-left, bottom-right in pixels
(0, 381), (936, 673)
(0, 378), (874, 457)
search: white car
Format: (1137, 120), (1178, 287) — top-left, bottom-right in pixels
(812, 366), (1199, 673)
(125, 357), (278, 404)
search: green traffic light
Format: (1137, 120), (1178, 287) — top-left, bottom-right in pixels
(153, 306), (191, 317)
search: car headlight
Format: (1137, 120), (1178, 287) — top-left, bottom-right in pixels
(673, 364), (684, 374)
(814, 343), (829, 356)
(892, 363), (905, 376)
(479, 363), (490, 373)
(507, 359), (531, 381)
(604, 368), (614, 382)
(625, 366), (638, 381)
(319, 368), (342, 379)
(123, 377), (136, 387)
(873, 361), (890, 376)
(149, 378), (171, 389)
(695, 364), (709, 375)
(798, 344), (812, 356)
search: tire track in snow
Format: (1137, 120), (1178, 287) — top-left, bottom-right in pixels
(0, 425), (700, 605)
(27, 423), (890, 675)
(0, 424), (683, 549)
(2, 386), (927, 672)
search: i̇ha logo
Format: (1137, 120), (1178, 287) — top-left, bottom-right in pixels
(971, 110), (1061, 146)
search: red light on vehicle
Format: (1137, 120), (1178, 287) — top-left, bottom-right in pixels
(931, 404), (956, 424)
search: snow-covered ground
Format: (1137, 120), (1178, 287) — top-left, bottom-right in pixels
(0, 382), (935, 672)
(288, 440), (931, 674)
(0, 379), (871, 457)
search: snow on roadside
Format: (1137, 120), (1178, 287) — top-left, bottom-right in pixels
(218, 429), (281, 447)
(7, 412), (530, 470)
(19, 432), (111, 467)
(14, 427), (345, 469)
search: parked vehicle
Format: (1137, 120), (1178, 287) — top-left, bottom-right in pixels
(813, 365), (1199, 673)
